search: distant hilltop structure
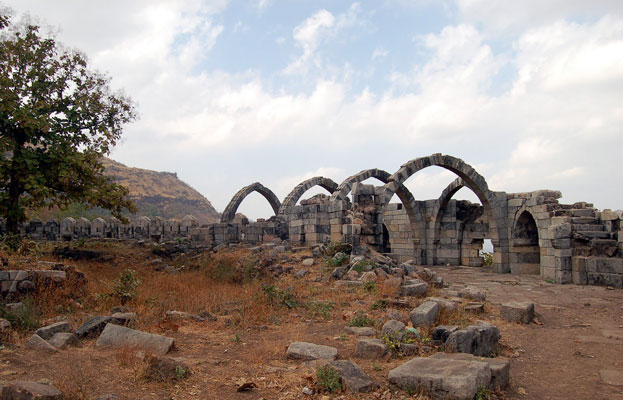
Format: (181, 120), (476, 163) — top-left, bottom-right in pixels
(7, 154), (622, 289)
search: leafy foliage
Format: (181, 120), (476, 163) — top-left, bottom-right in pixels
(0, 14), (137, 233)
(261, 285), (298, 309)
(348, 311), (375, 327)
(481, 252), (494, 266)
(0, 297), (40, 331)
(315, 365), (342, 393)
(113, 268), (142, 305)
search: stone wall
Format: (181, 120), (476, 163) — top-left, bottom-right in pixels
(4, 153), (621, 288)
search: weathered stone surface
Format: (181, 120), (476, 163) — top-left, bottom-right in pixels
(111, 312), (137, 325)
(286, 342), (338, 361)
(432, 325), (459, 343)
(400, 283), (428, 297)
(501, 301), (534, 324)
(0, 318), (10, 331)
(445, 322), (500, 357)
(430, 352), (510, 388)
(464, 302), (485, 313)
(145, 356), (191, 381)
(95, 395), (119, 400)
(75, 316), (113, 338)
(409, 301), (439, 328)
(383, 277), (402, 292)
(354, 339), (387, 359)
(25, 334), (57, 352)
(457, 286), (486, 301)
(34, 321), (71, 340)
(1, 381), (62, 399)
(302, 258), (314, 266)
(428, 297), (458, 312)
(96, 324), (175, 356)
(388, 357), (491, 400)
(345, 326), (376, 336)
(360, 271), (377, 283)
(293, 269), (309, 279)
(381, 319), (405, 340)
(48, 332), (82, 349)
(329, 360), (378, 393)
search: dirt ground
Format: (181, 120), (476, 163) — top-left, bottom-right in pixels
(1, 244), (622, 400)
(437, 266), (623, 400)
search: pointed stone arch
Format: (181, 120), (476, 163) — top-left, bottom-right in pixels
(382, 154), (509, 272)
(221, 182), (281, 223)
(278, 176), (338, 215)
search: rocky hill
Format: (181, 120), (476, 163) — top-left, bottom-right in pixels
(101, 158), (220, 225)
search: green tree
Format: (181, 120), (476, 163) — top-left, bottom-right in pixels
(0, 13), (137, 233)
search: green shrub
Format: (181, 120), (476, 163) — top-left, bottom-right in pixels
(326, 252), (349, 268)
(0, 297), (40, 332)
(326, 242), (352, 257)
(113, 268), (142, 305)
(316, 365), (342, 393)
(475, 385), (490, 400)
(362, 281), (377, 293)
(261, 285), (298, 309)
(348, 311), (374, 327)
(481, 252), (494, 267)
(370, 299), (388, 310)
(305, 301), (335, 319)
(351, 260), (375, 273)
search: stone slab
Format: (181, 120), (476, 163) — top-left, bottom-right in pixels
(286, 341), (338, 361)
(95, 323), (174, 356)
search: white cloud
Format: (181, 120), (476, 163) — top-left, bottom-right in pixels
(284, 3), (363, 75)
(372, 46), (388, 59)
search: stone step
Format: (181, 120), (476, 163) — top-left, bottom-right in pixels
(574, 224), (605, 231)
(571, 217), (599, 224)
(590, 238), (619, 247)
(575, 231), (610, 239)
(570, 208), (596, 217)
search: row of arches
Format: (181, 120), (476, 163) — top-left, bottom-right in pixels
(220, 154), (544, 272)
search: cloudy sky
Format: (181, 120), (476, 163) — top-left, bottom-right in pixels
(4, 0), (623, 219)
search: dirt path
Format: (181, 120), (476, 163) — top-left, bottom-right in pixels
(437, 266), (623, 400)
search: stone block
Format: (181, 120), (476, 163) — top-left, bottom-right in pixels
(409, 301), (438, 328)
(445, 322), (500, 357)
(329, 360), (378, 393)
(400, 282), (428, 297)
(430, 353), (510, 389)
(25, 334), (58, 353)
(48, 332), (82, 349)
(388, 357), (491, 400)
(286, 342), (338, 361)
(96, 324), (174, 356)
(34, 320), (71, 340)
(381, 320), (405, 340)
(354, 338), (387, 359)
(1, 381), (62, 400)
(500, 302), (534, 324)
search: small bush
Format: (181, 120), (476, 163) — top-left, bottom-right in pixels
(261, 285), (298, 309)
(475, 385), (490, 400)
(351, 260), (375, 273)
(326, 252), (349, 268)
(481, 252), (493, 267)
(113, 268), (142, 305)
(0, 297), (40, 332)
(316, 365), (342, 393)
(370, 299), (388, 310)
(305, 301), (335, 319)
(362, 281), (377, 293)
(326, 242), (352, 257)
(349, 311), (374, 327)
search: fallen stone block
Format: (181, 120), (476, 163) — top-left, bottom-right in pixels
(329, 360), (378, 393)
(48, 332), (82, 350)
(354, 338), (387, 359)
(381, 320), (405, 341)
(360, 271), (377, 283)
(599, 369), (623, 386)
(0, 318), (10, 331)
(111, 312), (137, 326)
(302, 258), (314, 266)
(464, 302), (485, 313)
(400, 283), (428, 297)
(1, 381), (62, 400)
(75, 316), (114, 338)
(95, 324), (174, 356)
(430, 352), (510, 388)
(427, 297), (458, 312)
(409, 301), (439, 328)
(432, 325), (459, 343)
(457, 286), (486, 301)
(286, 341), (338, 361)
(501, 301), (534, 324)
(445, 322), (500, 357)
(25, 334), (57, 353)
(34, 320), (71, 340)
(345, 326), (376, 336)
(388, 357), (491, 400)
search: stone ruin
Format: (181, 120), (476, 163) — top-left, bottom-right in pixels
(5, 154), (622, 288)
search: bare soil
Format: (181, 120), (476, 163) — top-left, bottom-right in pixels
(1, 243), (622, 400)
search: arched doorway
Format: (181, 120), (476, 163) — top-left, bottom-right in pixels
(510, 210), (541, 274)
